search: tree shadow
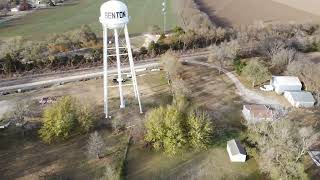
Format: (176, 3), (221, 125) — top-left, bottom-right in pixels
(195, 0), (233, 28)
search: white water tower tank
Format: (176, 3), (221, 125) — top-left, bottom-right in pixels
(99, 0), (129, 29)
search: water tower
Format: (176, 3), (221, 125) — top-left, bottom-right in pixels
(99, 0), (143, 118)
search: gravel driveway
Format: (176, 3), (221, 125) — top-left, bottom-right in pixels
(187, 60), (282, 106)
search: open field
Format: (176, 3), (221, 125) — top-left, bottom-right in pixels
(272, 0), (320, 16)
(0, 0), (177, 39)
(126, 64), (264, 179)
(196, 0), (320, 27)
(0, 71), (170, 179)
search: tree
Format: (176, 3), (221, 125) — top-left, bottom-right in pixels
(87, 131), (105, 159)
(39, 96), (77, 143)
(243, 59), (270, 87)
(287, 61), (320, 105)
(187, 110), (213, 151)
(271, 48), (297, 73)
(145, 105), (186, 156)
(208, 40), (240, 74)
(77, 102), (97, 133)
(144, 105), (213, 156)
(259, 37), (286, 58)
(39, 96), (97, 143)
(247, 119), (319, 180)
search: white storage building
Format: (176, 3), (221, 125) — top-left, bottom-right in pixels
(227, 139), (247, 163)
(271, 76), (302, 94)
(284, 91), (315, 108)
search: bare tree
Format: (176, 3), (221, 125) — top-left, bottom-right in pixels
(247, 119), (319, 179)
(287, 61), (320, 106)
(271, 48), (298, 72)
(208, 40), (239, 74)
(87, 131), (105, 159)
(259, 37), (286, 58)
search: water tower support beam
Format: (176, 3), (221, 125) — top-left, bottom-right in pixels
(124, 24), (143, 114)
(114, 28), (125, 109)
(102, 26), (109, 118)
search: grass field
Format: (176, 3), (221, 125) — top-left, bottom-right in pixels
(0, 71), (170, 179)
(0, 0), (177, 39)
(126, 64), (264, 179)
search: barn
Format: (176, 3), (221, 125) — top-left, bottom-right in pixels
(271, 76), (302, 94)
(227, 139), (247, 163)
(284, 91), (315, 108)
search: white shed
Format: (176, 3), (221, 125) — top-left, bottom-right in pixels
(227, 139), (247, 162)
(284, 91), (315, 108)
(271, 76), (302, 94)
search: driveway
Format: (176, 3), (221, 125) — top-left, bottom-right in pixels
(187, 60), (282, 106)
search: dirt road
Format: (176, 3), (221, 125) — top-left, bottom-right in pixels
(187, 60), (282, 106)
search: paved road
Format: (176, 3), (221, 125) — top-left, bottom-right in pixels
(187, 60), (282, 106)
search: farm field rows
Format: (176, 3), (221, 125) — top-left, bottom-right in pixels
(0, 0), (177, 39)
(196, 0), (320, 27)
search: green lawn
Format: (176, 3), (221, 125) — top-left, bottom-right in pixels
(0, 0), (177, 39)
(126, 146), (263, 180)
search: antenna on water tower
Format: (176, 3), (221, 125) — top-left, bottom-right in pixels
(99, 0), (143, 119)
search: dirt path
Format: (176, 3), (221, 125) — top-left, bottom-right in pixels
(187, 60), (282, 106)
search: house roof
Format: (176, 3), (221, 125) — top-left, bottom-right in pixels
(285, 91), (315, 103)
(243, 105), (273, 119)
(273, 76), (301, 86)
(227, 139), (246, 156)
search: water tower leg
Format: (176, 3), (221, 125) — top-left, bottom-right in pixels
(102, 26), (109, 118)
(124, 25), (143, 114)
(114, 28), (125, 109)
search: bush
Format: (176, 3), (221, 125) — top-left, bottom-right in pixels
(243, 59), (270, 87)
(144, 105), (213, 156)
(87, 131), (105, 159)
(39, 96), (97, 143)
(233, 57), (247, 75)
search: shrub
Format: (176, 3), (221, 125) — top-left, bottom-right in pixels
(87, 131), (105, 159)
(39, 96), (97, 143)
(77, 103), (97, 133)
(233, 57), (247, 75)
(243, 59), (270, 87)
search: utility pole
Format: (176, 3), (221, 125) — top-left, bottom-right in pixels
(162, 0), (166, 34)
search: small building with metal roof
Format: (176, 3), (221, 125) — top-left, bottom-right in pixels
(227, 139), (247, 162)
(284, 91), (315, 108)
(271, 76), (302, 94)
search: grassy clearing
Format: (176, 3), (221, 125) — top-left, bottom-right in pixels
(126, 64), (264, 179)
(0, 0), (177, 39)
(126, 146), (263, 180)
(0, 71), (170, 179)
